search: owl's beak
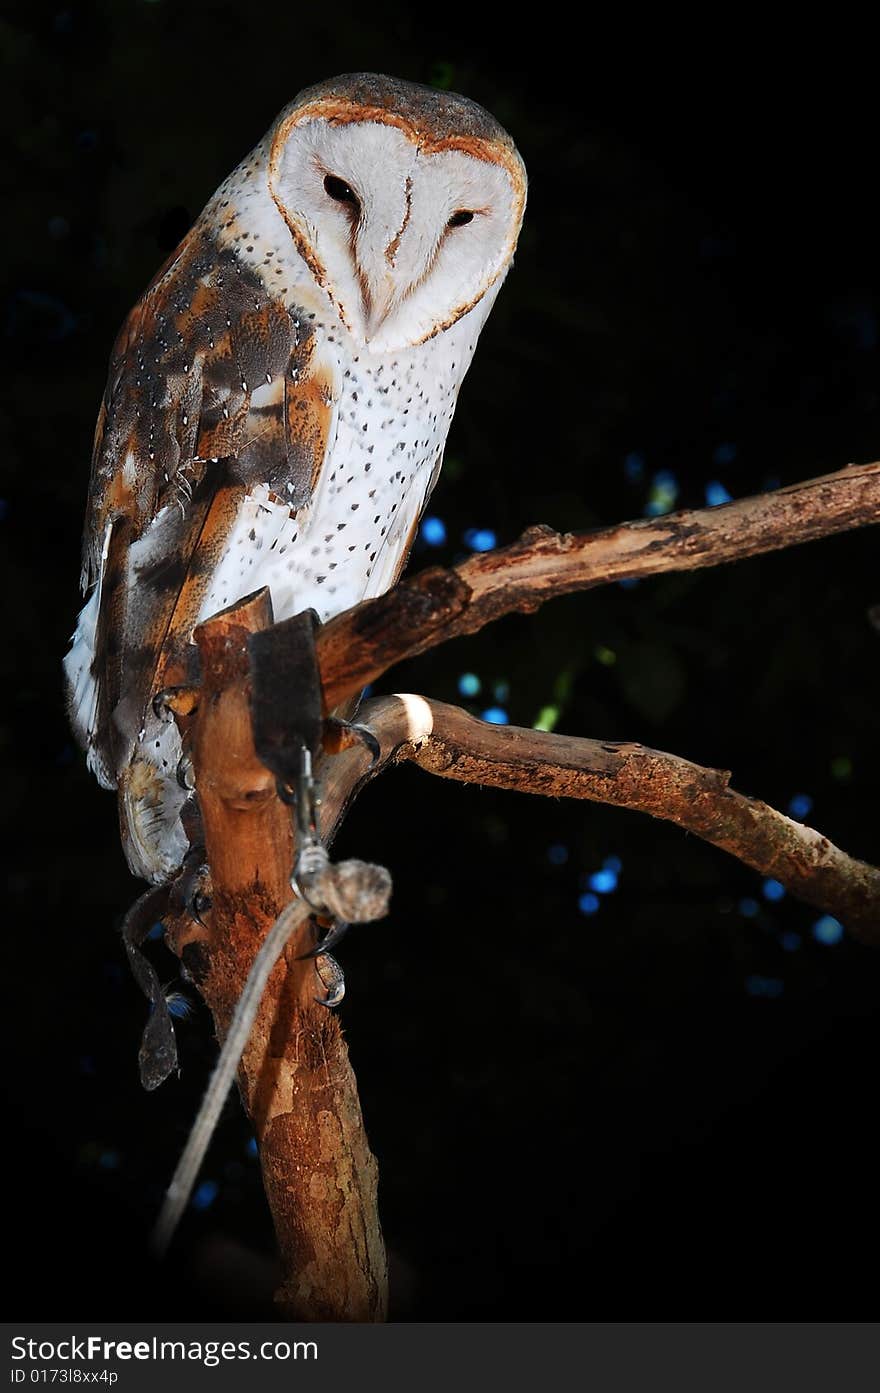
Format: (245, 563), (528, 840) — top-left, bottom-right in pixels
(363, 277), (396, 341)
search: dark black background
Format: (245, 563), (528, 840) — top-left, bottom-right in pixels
(3, 5), (879, 1319)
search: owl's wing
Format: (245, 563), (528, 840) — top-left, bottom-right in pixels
(69, 219), (337, 786)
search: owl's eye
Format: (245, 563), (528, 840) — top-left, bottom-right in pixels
(324, 174), (360, 210)
(447, 209), (475, 228)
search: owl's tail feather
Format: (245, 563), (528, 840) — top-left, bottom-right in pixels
(64, 585), (114, 787)
(63, 520), (118, 790)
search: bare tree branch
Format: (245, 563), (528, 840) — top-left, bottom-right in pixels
(317, 695), (880, 942)
(314, 461), (880, 709)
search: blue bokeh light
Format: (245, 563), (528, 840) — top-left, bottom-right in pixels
(603, 855), (623, 874)
(812, 915), (844, 946)
(762, 879), (786, 903)
(788, 793), (813, 819)
(464, 527), (497, 552)
(246, 1137), (259, 1159)
(588, 869), (618, 894)
(705, 480), (732, 506)
(458, 672), (481, 698)
(420, 516), (446, 546)
(738, 897), (760, 918)
(481, 706), (508, 725)
(578, 892), (600, 916)
(192, 1180), (219, 1211)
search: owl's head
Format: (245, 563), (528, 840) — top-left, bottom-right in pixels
(266, 74), (527, 353)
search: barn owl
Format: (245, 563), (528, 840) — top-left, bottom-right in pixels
(64, 73), (527, 884)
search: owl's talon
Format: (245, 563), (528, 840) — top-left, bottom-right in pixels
(298, 918), (350, 960)
(314, 952), (345, 1008)
(152, 690), (175, 723)
(152, 686), (200, 723)
(188, 874), (213, 925)
(322, 717), (381, 766)
(176, 753), (196, 791)
(168, 854), (212, 927)
(192, 891), (212, 924)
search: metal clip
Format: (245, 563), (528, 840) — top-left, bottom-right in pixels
(289, 744), (330, 906)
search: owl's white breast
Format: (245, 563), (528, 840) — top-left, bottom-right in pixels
(194, 308), (481, 628)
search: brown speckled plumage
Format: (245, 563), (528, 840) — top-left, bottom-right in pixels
(81, 222), (335, 783)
